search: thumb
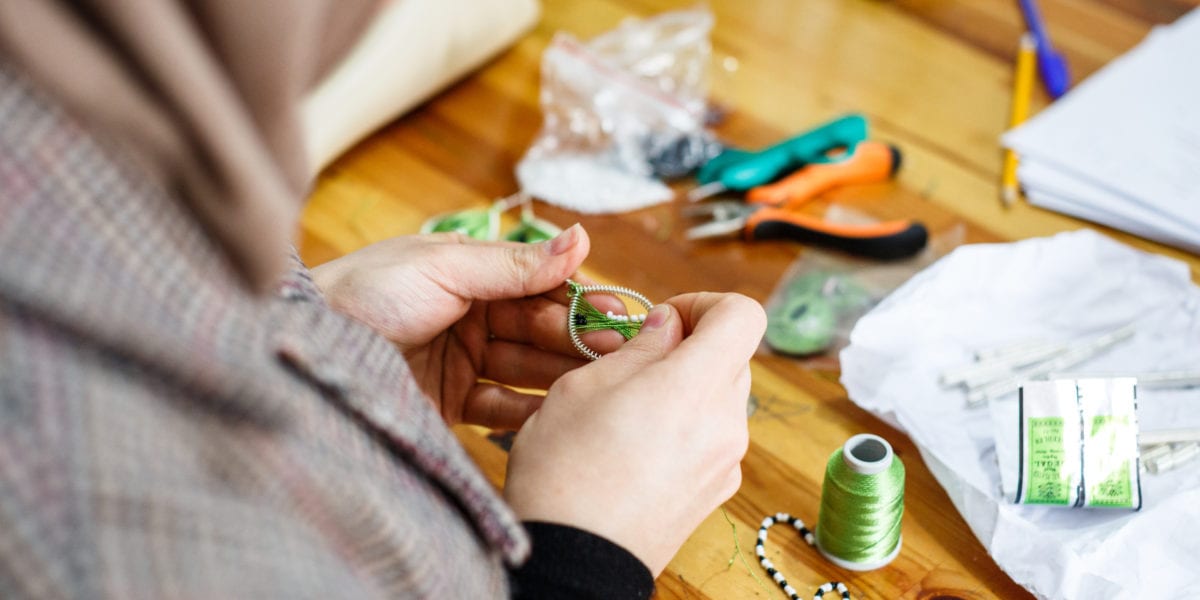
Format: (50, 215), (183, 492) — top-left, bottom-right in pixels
(600, 304), (684, 369)
(440, 224), (589, 300)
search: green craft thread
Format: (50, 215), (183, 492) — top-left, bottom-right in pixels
(720, 508), (769, 594)
(424, 209), (495, 240)
(567, 281), (643, 340)
(815, 434), (905, 571)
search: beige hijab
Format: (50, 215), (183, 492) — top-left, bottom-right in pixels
(0, 0), (380, 292)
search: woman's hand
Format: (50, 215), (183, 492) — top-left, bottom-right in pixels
(311, 224), (624, 429)
(504, 292), (766, 576)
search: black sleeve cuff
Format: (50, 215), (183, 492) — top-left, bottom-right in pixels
(508, 521), (654, 600)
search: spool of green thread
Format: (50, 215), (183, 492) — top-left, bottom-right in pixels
(816, 433), (905, 571)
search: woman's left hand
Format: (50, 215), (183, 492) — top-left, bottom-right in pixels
(310, 224), (623, 429)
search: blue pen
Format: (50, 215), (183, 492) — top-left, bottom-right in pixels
(1018, 0), (1071, 98)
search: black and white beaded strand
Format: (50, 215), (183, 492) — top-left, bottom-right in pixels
(757, 513), (851, 600)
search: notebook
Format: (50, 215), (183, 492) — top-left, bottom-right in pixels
(1002, 8), (1200, 254)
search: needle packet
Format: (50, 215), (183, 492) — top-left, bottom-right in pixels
(1015, 378), (1142, 510)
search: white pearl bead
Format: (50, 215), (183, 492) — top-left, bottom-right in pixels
(606, 310), (615, 319)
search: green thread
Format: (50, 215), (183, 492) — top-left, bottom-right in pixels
(721, 508), (770, 594)
(422, 207), (498, 240)
(504, 203), (561, 243)
(567, 281), (643, 340)
(815, 444), (905, 566)
(421, 193), (560, 243)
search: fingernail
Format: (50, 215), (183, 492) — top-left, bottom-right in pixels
(547, 223), (580, 256)
(642, 305), (670, 330)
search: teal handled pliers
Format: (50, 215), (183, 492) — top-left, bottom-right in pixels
(687, 113), (869, 201)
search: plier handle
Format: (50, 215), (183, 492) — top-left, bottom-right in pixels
(689, 114), (869, 201)
(685, 142), (928, 259)
(684, 201), (927, 259)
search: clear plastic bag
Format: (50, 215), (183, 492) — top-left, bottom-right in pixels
(761, 223), (964, 368)
(516, 8), (714, 213)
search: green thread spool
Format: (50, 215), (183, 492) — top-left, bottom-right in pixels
(816, 433), (905, 571)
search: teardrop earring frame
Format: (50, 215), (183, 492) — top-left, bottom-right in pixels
(565, 279), (654, 360)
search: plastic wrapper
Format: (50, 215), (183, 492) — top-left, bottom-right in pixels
(760, 221), (961, 367)
(1005, 379), (1141, 510)
(516, 8), (713, 213)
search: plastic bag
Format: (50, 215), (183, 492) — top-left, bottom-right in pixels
(516, 8), (714, 213)
(760, 222), (963, 368)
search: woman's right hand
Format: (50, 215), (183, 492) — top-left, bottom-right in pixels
(504, 292), (766, 576)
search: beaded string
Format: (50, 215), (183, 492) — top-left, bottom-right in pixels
(757, 513), (851, 600)
(565, 279), (654, 361)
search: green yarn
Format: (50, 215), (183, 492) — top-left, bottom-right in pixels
(422, 197), (560, 243)
(424, 208), (497, 240)
(567, 281), (642, 340)
(815, 444), (905, 566)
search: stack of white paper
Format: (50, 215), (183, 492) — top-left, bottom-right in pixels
(1002, 9), (1200, 254)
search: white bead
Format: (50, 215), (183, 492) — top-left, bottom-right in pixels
(606, 310), (615, 319)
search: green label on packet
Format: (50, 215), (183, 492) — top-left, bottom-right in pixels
(1027, 417), (1072, 505)
(1086, 415), (1133, 508)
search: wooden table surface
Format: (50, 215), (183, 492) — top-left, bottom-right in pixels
(299, 1), (1199, 598)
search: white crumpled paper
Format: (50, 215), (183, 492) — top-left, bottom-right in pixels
(840, 230), (1200, 599)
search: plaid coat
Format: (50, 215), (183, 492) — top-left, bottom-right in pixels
(0, 62), (527, 598)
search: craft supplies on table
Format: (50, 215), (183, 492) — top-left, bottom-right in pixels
(756, 434), (905, 600)
(839, 230), (1200, 598)
(420, 192), (561, 242)
(687, 113), (869, 202)
(942, 323), (1136, 408)
(685, 142), (928, 259)
(516, 8), (714, 213)
(764, 271), (872, 357)
(760, 228), (961, 363)
(1002, 8), (1200, 254)
(565, 279), (654, 360)
(1010, 379), (1142, 510)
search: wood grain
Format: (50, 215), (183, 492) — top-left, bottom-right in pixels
(301, 1), (1198, 597)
